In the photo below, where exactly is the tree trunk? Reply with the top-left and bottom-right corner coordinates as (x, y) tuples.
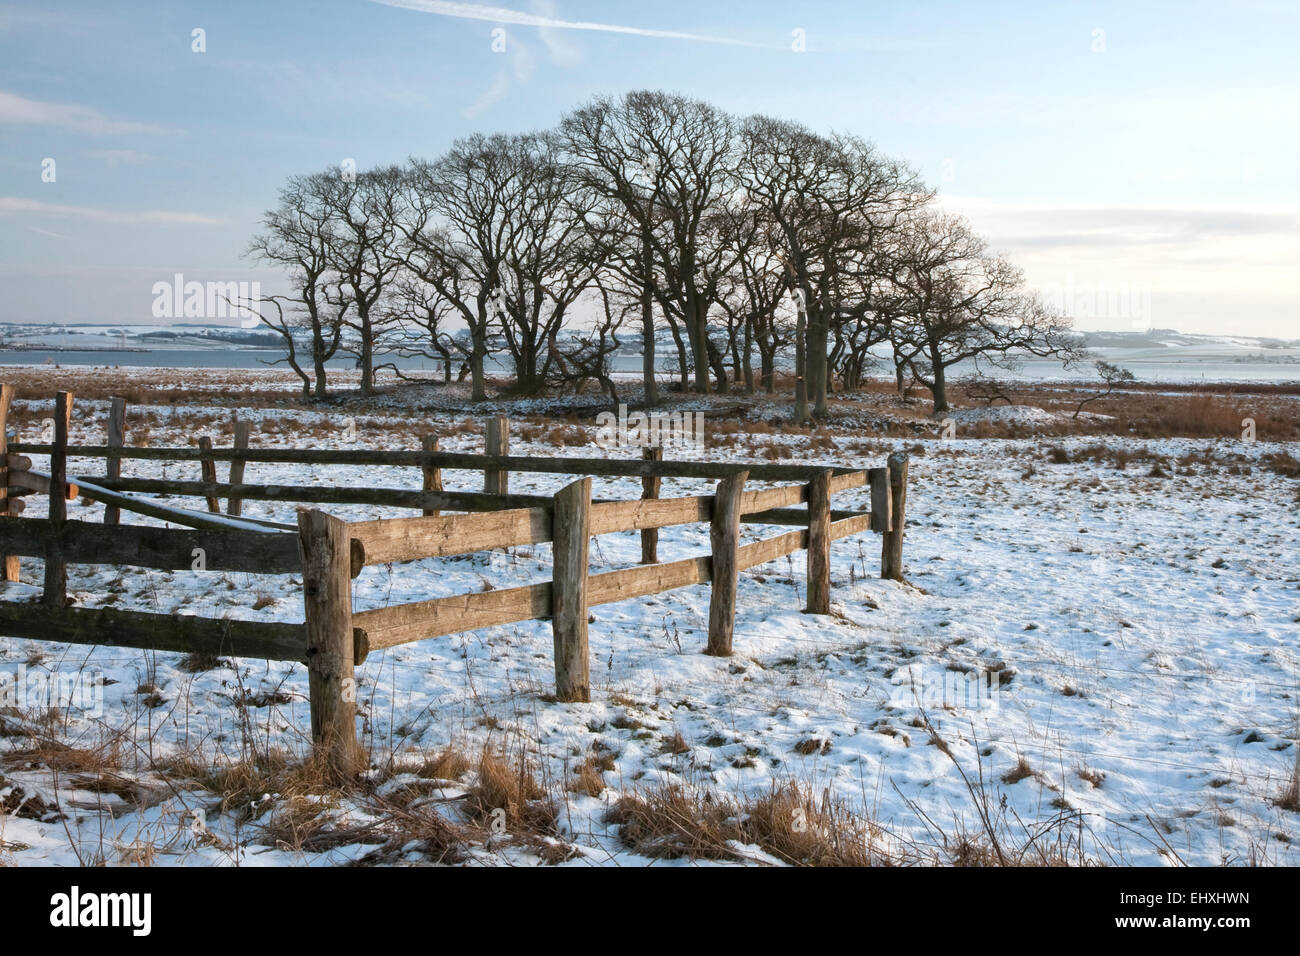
(641, 234), (659, 407)
(690, 299), (710, 394)
(665, 315), (689, 390)
(707, 337), (729, 395)
(358, 314), (374, 396)
(312, 324), (329, 400)
(807, 309), (829, 420)
(741, 316), (754, 393)
(794, 308), (809, 423)
(470, 323), (487, 402)
(931, 357), (950, 413)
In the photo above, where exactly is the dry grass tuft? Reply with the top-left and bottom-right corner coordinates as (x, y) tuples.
(465, 747), (556, 834)
(1001, 756), (1035, 785)
(606, 779), (896, 865)
(1274, 740), (1300, 813)
(413, 746), (473, 782)
(566, 756), (608, 797)
(177, 652), (225, 673)
(157, 747), (344, 821)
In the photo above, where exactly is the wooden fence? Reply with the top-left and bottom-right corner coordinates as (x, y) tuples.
(0, 387), (909, 771)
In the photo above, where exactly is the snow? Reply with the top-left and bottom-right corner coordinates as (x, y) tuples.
(70, 477), (292, 533)
(949, 405), (1067, 427)
(2, 396), (1298, 866)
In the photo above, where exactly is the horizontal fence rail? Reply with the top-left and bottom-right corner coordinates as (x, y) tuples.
(0, 517), (301, 575)
(0, 602), (308, 661)
(13, 442), (864, 483)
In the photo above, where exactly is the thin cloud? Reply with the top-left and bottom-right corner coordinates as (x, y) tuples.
(464, 70), (512, 118)
(28, 225), (71, 240)
(0, 89), (166, 135)
(88, 148), (152, 166)
(369, 0), (778, 48)
(0, 197), (221, 224)
(941, 197), (1300, 249)
(529, 0), (582, 65)
(464, 31), (537, 118)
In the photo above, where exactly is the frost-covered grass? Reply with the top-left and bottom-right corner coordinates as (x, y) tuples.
(2, 373), (1299, 866)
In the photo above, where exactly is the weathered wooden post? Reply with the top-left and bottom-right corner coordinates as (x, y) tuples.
(227, 417), (250, 516)
(103, 396), (126, 525)
(640, 446), (662, 564)
(869, 467), (892, 533)
(484, 416), (509, 495)
(706, 470), (747, 656)
(421, 433), (442, 517)
(43, 391), (73, 606)
(881, 452), (909, 580)
(551, 477), (591, 702)
(805, 468), (832, 614)
(297, 509), (361, 776)
(197, 436), (220, 513)
(0, 384), (17, 581)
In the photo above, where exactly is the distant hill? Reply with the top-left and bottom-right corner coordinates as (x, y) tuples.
(1078, 328), (1300, 350)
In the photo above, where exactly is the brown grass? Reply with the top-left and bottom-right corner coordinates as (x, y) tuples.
(1274, 738), (1300, 813)
(606, 779), (897, 865)
(1001, 756), (1035, 785)
(413, 746), (473, 782)
(464, 747), (556, 834)
(566, 755), (608, 797)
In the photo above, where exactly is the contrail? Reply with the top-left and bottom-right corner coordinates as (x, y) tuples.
(368, 0), (778, 48)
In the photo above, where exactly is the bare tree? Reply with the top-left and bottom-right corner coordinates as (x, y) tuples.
(562, 90), (738, 397)
(402, 135), (603, 397)
(401, 139), (521, 401)
(246, 170), (347, 400)
(548, 271), (628, 404)
(739, 116), (927, 419)
(495, 134), (604, 394)
(714, 206), (791, 393)
(321, 164), (405, 396)
(889, 210), (1084, 413)
(386, 271), (463, 383)
(1072, 360), (1135, 418)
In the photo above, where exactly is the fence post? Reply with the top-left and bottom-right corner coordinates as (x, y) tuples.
(227, 418), (250, 516)
(881, 452), (909, 580)
(43, 391), (73, 607)
(806, 468), (832, 614)
(640, 446), (662, 564)
(0, 384), (17, 582)
(421, 433), (442, 517)
(102, 396), (126, 525)
(706, 470), (747, 656)
(197, 436), (220, 513)
(551, 477), (591, 702)
(297, 508), (361, 777)
(869, 467), (892, 533)
(484, 416), (509, 495)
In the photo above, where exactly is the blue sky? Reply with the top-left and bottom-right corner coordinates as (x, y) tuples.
(1, 0), (1296, 335)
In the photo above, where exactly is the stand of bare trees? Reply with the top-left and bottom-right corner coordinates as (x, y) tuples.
(247, 90), (1083, 414)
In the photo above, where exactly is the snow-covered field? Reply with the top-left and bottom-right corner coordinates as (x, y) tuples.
(2, 395), (1298, 866)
